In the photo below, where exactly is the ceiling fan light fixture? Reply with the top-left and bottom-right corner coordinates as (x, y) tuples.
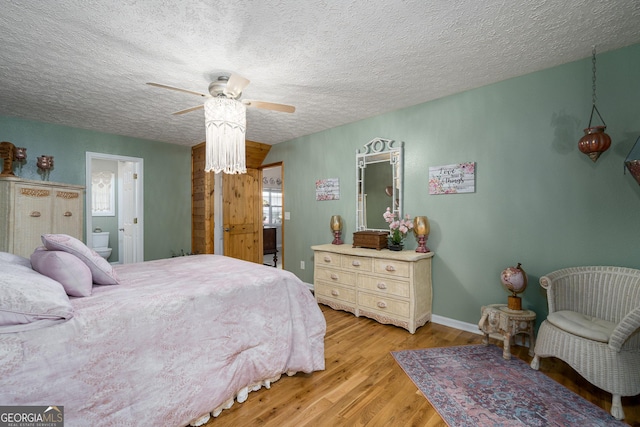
(204, 97), (247, 174)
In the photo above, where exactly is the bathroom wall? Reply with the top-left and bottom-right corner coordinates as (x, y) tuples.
(91, 158), (119, 262)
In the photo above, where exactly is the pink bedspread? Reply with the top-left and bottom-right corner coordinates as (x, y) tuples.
(0, 255), (326, 426)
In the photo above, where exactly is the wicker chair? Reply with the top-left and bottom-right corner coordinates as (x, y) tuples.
(530, 266), (640, 420)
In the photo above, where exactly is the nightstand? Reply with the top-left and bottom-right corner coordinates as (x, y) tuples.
(478, 304), (536, 360)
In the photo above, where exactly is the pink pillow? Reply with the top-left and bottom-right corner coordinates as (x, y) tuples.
(31, 249), (93, 297)
(41, 234), (120, 286)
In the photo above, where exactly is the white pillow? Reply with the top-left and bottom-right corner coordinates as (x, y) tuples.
(0, 260), (74, 333)
(31, 249), (93, 297)
(41, 234), (120, 285)
(0, 251), (32, 269)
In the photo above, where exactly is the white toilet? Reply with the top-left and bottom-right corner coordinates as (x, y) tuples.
(92, 231), (112, 261)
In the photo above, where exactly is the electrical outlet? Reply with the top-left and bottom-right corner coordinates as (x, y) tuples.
(300, 261), (305, 270)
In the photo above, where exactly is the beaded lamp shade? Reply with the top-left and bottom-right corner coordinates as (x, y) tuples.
(204, 97), (247, 174)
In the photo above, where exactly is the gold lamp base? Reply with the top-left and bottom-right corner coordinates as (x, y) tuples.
(508, 295), (522, 311)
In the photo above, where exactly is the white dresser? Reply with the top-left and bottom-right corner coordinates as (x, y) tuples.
(0, 177), (84, 258)
(311, 244), (434, 333)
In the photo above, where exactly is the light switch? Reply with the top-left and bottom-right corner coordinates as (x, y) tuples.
(284, 212), (291, 220)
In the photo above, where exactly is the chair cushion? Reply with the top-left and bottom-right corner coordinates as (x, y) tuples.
(547, 310), (616, 343)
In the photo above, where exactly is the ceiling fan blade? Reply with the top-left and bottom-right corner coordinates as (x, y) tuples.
(146, 82), (208, 98)
(172, 105), (204, 115)
(224, 74), (250, 98)
(243, 100), (295, 113)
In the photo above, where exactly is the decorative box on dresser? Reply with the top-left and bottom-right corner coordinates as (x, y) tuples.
(311, 244), (434, 333)
(0, 177), (84, 258)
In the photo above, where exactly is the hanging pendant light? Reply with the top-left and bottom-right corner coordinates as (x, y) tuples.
(624, 135), (640, 187)
(577, 47), (611, 162)
(204, 96), (247, 174)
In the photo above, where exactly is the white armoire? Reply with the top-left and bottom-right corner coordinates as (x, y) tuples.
(0, 177), (84, 258)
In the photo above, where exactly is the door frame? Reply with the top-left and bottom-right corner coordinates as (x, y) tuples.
(260, 161), (284, 269)
(213, 172), (223, 255)
(85, 152), (144, 263)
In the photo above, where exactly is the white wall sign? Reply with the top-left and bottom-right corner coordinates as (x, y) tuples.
(316, 178), (340, 201)
(428, 162), (476, 195)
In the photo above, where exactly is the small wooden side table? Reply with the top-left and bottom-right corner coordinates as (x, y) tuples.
(478, 304), (536, 360)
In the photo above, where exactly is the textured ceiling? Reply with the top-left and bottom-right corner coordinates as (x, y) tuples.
(1, 0), (639, 147)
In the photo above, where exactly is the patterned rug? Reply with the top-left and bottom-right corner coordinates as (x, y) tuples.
(392, 344), (625, 427)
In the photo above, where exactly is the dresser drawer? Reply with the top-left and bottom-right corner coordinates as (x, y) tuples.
(315, 282), (356, 303)
(358, 291), (409, 317)
(315, 267), (356, 287)
(341, 255), (372, 271)
(312, 244), (433, 334)
(316, 251), (342, 267)
(373, 258), (410, 278)
(358, 274), (410, 298)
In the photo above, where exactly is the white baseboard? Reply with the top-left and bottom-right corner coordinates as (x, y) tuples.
(431, 314), (483, 335)
(304, 282), (314, 292)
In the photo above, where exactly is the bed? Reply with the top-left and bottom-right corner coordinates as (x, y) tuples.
(0, 235), (326, 426)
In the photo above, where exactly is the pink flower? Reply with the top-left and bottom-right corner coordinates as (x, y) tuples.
(383, 208), (413, 245)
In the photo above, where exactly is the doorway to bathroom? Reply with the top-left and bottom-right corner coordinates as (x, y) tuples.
(85, 152), (144, 264)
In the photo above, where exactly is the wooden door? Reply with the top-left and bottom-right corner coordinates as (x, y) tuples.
(192, 140), (271, 258)
(119, 160), (143, 264)
(222, 168), (263, 263)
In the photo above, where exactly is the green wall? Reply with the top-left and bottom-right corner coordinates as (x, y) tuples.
(266, 43), (640, 327)
(0, 116), (192, 261)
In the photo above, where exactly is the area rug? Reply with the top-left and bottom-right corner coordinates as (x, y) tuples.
(392, 344), (625, 427)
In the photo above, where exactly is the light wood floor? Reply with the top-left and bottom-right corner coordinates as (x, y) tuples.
(205, 305), (640, 426)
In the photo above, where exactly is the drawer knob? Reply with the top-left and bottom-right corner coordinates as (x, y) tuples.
(352, 260), (361, 267)
(377, 282), (387, 290)
(63, 211), (72, 217)
(323, 256), (332, 263)
(331, 290), (339, 297)
(385, 265), (396, 272)
(377, 301), (387, 309)
(330, 273), (338, 280)
(30, 211), (41, 218)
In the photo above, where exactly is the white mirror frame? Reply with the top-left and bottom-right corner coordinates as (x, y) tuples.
(356, 138), (403, 232)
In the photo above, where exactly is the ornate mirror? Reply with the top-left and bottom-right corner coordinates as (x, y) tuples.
(356, 138), (403, 231)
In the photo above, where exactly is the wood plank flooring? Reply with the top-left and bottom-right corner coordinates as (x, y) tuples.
(204, 305), (640, 426)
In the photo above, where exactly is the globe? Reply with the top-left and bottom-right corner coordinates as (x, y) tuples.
(501, 263), (528, 296)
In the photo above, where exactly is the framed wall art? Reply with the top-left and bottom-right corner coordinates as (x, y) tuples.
(428, 162), (475, 195)
(316, 178), (340, 201)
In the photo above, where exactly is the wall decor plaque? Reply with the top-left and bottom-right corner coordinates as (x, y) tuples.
(316, 178), (340, 201)
(428, 162), (475, 195)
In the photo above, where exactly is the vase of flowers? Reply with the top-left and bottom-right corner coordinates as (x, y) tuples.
(383, 207), (413, 251)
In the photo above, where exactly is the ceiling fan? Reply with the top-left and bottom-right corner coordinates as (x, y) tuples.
(146, 74), (295, 115)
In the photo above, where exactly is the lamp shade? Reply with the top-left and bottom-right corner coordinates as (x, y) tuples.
(413, 216), (430, 236)
(330, 215), (342, 231)
(204, 97), (247, 174)
(330, 215), (343, 245)
(625, 135), (640, 186)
